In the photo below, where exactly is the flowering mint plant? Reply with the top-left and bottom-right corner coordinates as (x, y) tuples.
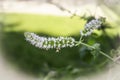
(24, 17), (115, 62)
(80, 18), (104, 36)
(24, 32), (75, 52)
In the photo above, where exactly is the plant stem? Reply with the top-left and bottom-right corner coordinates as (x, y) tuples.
(80, 42), (95, 49)
(76, 41), (115, 62)
(79, 36), (83, 41)
(99, 51), (115, 61)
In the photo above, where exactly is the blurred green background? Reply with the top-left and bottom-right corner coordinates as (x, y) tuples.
(0, 9), (120, 80)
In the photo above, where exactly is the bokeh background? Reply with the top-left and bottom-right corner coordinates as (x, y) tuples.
(0, 0), (120, 80)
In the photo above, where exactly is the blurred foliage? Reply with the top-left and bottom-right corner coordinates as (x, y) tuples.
(1, 13), (120, 79)
(3, 13), (85, 36)
(1, 31), (119, 78)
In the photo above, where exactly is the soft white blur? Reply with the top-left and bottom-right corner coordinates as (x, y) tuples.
(0, 0), (120, 80)
(0, 48), (39, 80)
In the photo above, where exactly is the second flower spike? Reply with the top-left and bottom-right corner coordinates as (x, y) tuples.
(80, 17), (105, 36)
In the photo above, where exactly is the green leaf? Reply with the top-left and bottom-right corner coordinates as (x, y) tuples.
(91, 43), (100, 60)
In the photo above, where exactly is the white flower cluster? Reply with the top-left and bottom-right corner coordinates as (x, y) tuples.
(80, 18), (103, 36)
(24, 32), (75, 51)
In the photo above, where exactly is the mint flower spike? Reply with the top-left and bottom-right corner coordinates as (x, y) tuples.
(24, 32), (75, 52)
(80, 17), (105, 36)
